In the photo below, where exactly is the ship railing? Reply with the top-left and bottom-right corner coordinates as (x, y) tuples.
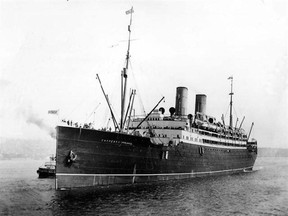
(202, 139), (246, 148)
(129, 126), (185, 130)
(197, 128), (247, 142)
(44, 161), (56, 166)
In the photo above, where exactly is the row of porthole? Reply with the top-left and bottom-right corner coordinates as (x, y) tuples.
(205, 148), (231, 152)
(203, 148), (249, 158)
(198, 146), (232, 156)
(202, 139), (245, 147)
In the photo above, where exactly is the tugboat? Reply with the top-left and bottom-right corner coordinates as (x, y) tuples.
(37, 155), (56, 178)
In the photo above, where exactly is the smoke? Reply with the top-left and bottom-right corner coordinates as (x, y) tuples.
(0, 79), (57, 140)
(22, 106), (56, 139)
(26, 115), (56, 139)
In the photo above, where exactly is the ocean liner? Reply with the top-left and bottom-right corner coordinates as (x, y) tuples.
(55, 8), (257, 190)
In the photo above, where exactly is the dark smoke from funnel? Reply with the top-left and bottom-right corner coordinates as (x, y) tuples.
(21, 106), (56, 139)
(1, 79), (56, 139)
(26, 115), (56, 139)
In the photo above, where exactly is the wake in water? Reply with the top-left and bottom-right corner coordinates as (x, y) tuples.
(244, 166), (263, 173)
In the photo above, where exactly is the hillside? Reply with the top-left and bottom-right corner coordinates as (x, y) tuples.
(0, 138), (55, 160)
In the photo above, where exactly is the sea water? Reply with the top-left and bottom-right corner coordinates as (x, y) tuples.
(0, 157), (287, 215)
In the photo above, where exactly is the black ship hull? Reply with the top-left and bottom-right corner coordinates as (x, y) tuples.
(55, 126), (257, 190)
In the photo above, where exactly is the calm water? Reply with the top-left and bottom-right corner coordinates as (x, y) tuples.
(0, 157), (287, 216)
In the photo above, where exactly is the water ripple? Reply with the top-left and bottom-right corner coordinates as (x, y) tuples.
(1, 158), (288, 215)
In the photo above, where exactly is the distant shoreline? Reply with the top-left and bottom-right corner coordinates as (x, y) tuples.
(258, 147), (288, 157)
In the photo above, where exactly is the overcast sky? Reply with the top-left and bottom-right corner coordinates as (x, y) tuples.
(0, 0), (287, 148)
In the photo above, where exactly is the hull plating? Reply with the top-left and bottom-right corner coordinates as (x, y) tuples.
(55, 126), (257, 190)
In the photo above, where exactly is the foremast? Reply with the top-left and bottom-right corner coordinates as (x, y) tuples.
(120, 7), (134, 132)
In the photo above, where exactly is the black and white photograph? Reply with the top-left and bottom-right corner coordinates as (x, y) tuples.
(0, 0), (287, 215)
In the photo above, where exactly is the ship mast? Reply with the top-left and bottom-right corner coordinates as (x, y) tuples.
(228, 76), (233, 128)
(120, 7), (134, 132)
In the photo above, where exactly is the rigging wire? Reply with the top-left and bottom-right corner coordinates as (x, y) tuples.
(64, 94), (96, 123)
(224, 103), (230, 119)
(84, 102), (101, 123)
(129, 59), (165, 113)
(65, 96), (87, 118)
(233, 105), (239, 120)
(129, 60), (165, 144)
(224, 100), (242, 127)
(129, 60), (147, 116)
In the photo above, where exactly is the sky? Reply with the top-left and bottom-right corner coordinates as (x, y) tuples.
(0, 0), (287, 148)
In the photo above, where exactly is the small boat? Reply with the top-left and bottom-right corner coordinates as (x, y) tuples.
(37, 155), (56, 178)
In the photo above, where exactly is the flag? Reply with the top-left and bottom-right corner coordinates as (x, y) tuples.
(48, 110), (59, 115)
(126, 7), (134, 15)
(228, 76), (233, 80)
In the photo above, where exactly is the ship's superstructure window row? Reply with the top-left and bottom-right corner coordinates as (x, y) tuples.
(202, 139), (246, 147)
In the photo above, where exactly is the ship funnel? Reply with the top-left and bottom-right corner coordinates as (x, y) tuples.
(175, 87), (188, 117)
(195, 94), (207, 114)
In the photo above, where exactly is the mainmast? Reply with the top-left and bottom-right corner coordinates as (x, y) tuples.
(120, 7), (134, 132)
(228, 76), (233, 128)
